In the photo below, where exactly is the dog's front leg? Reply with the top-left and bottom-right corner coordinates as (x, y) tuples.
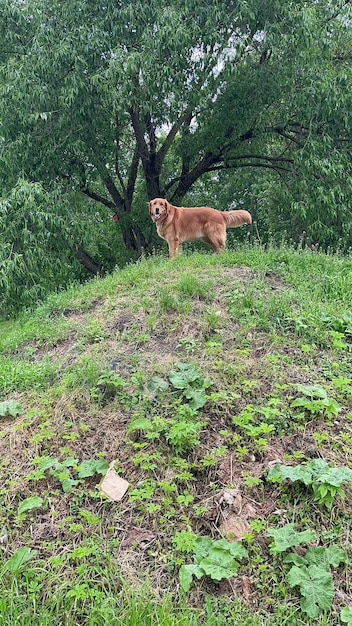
(168, 238), (180, 259)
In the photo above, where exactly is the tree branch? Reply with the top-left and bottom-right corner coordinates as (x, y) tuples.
(80, 187), (116, 209)
(74, 246), (105, 277)
(102, 172), (126, 210)
(129, 106), (149, 163)
(169, 152), (220, 201)
(114, 116), (127, 197)
(145, 112), (157, 155)
(208, 162), (292, 174)
(157, 109), (193, 167)
(126, 143), (140, 207)
(167, 151), (294, 200)
(226, 154), (294, 165)
(93, 161), (126, 211)
(129, 106), (161, 199)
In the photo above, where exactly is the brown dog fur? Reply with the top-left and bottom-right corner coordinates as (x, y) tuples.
(149, 198), (252, 259)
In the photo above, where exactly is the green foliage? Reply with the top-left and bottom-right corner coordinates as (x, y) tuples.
(285, 546), (347, 619)
(1, 0), (351, 315)
(172, 530), (198, 554)
(321, 311), (352, 336)
(175, 275), (213, 300)
(76, 459), (109, 479)
(26, 456), (109, 493)
(90, 370), (127, 405)
(341, 607), (352, 625)
(18, 496), (45, 515)
(3, 547), (37, 573)
(284, 545), (347, 571)
(128, 362), (210, 454)
(0, 354), (57, 396)
(179, 536), (248, 592)
(130, 404), (203, 455)
(128, 480), (156, 503)
(291, 384), (342, 420)
(169, 362), (212, 410)
(267, 459), (352, 508)
(267, 524), (316, 555)
(267, 523), (347, 618)
(0, 180), (85, 316)
(233, 405), (276, 438)
(165, 405), (203, 453)
(128, 418), (154, 433)
(0, 400), (22, 418)
(286, 564), (334, 619)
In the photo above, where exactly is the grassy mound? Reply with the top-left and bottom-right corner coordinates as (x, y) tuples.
(0, 245), (351, 625)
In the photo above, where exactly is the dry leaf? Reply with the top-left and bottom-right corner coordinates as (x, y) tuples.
(100, 462), (129, 501)
(242, 575), (251, 604)
(220, 515), (251, 541)
(121, 528), (156, 548)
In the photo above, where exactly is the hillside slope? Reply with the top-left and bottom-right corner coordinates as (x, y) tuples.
(0, 246), (352, 625)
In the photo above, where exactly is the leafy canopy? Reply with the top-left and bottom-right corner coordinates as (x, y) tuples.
(0, 0), (351, 313)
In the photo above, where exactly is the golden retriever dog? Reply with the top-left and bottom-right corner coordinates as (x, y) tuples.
(149, 197), (252, 259)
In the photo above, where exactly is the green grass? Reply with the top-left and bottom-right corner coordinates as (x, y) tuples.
(0, 243), (351, 625)
(0, 575), (303, 626)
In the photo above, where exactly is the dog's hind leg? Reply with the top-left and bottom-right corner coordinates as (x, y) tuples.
(203, 225), (227, 253)
(201, 237), (225, 253)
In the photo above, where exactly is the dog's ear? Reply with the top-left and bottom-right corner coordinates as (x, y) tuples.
(164, 199), (170, 215)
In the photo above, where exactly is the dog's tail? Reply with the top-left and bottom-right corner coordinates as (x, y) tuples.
(222, 210), (252, 228)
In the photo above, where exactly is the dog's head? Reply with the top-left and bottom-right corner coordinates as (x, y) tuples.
(148, 198), (169, 223)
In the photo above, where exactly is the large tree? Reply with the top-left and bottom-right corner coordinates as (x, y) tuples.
(1, 0), (351, 272)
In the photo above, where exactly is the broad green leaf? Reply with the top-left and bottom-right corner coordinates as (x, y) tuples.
(267, 523), (316, 554)
(283, 553), (306, 567)
(77, 459), (109, 478)
(5, 547), (37, 572)
(169, 363), (201, 389)
(193, 536), (214, 562)
(324, 398), (341, 416)
(60, 477), (79, 493)
(291, 397), (322, 413)
(317, 483), (329, 499)
(295, 384), (327, 398)
(267, 464), (313, 486)
(128, 418), (153, 432)
(185, 388), (207, 410)
(18, 496), (44, 515)
(0, 400), (22, 417)
(341, 606), (352, 624)
(316, 466), (352, 487)
(146, 376), (169, 393)
(228, 542), (248, 560)
(179, 564), (203, 592)
(199, 548), (240, 581)
(94, 459), (110, 475)
(61, 457), (79, 468)
(213, 539), (248, 560)
(304, 546), (347, 569)
(308, 458), (332, 476)
(287, 564), (334, 617)
(35, 456), (58, 471)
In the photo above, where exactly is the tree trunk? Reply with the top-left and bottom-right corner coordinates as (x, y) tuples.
(75, 246), (105, 277)
(120, 217), (150, 253)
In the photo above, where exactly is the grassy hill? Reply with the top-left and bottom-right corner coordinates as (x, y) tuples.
(0, 244), (352, 625)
